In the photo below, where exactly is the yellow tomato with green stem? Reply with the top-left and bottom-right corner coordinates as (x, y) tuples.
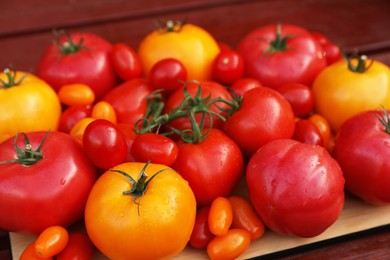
(0, 69), (61, 143)
(312, 54), (390, 132)
(138, 20), (220, 81)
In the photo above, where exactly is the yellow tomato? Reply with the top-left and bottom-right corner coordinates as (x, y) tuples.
(138, 20), (220, 81)
(0, 69), (61, 143)
(312, 56), (390, 132)
(91, 101), (117, 123)
(85, 162), (197, 260)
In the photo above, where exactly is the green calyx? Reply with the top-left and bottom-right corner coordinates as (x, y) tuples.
(155, 19), (186, 33)
(344, 52), (374, 73)
(53, 30), (87, 55)
(0, 131), (49, 166)
(376, 107), (390, 134)
(264, 24), (294, 53)
(0, 68), (28, 89)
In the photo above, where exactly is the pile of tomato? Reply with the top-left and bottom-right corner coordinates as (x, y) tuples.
(1, 20), (390, 260)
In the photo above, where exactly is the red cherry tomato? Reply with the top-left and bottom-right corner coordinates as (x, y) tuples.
(293, 119), (324, 146)
(208, 197), (233, 236)
(189, 206), (215, 249)
(322, 42), (342, 65)
(83, 119), (127, 169)
(116, 123), (138, 162)
(59, 105), (91, 133)
(212, 49), (244, 85)
(229, 78), (262, 97)
(149, 58), (187, 94)
(277, 82), (314, 118)
(56, 232), (94, 260)
(111, 42), (142, 81)
(131, 133), (179, 166)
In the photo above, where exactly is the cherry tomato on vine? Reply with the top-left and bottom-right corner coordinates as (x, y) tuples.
(212, 49), (244, 85)
(229, 78), (262, 97)
(83, 119), (127, 169)
(293, 119), (324, 146)
(34, 225), (69, 259)
(57, 83), (95, 106)
(111, 42), (142, 81)
(189, 206), (215, 249)
(149, 58), (187, 94)
(277, 82), (314, 118)
(207, 229), (251, 260)
(20, 242), (53, 260)
(59, 105), (91, 133)
(208, 197), (233, 236)
(56, 232), (94, 260)
(91, 101), (117, 123)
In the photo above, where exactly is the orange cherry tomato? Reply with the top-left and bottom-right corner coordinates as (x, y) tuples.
(91, 101), (117, 124)
(58, 83), (95, 106)
(208, 197), (233, 236)
(228, 196), (265, 240)
(20, 242), (53, 260)
(308, 113), (331, 147)
(34, 225), (69, 258)
(207, 229), (251, 260)
(69, 117), (95, 143)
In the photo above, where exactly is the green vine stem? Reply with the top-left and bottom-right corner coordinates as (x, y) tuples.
(376, 107), (390, 134)
(0, 68), (29, 89)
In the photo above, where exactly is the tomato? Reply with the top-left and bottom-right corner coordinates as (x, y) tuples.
(56, 232), (94, 260)
(57, 83), (95, 106)
(189, 206), (214, 249)
(311, 31), (342, 65)
(333, 109), (390, 205)
(83, 119), (127, 169)
(149, 58), (188, 94)
(237, 24), (326, 89)
(37, 31), (117, 100)
(138, 20), (220, 81)
(293, 119), (324, 146)
(102, 78), (155, 126)
(131, 133), (178, 166)
(59, 105), (91, 133)
(208, 197), (233, 236)
(116, 123), (138, 162)
(312, 54), (390, 132)
(0, 69), (61, 143)
(229, 78), (262, 97)
(111, 42), (142, 81)
(20, 242), (53, 260)
(277, 82), (314, 118)
(172, 129), (244, 206)
(69, 117), (95, 143)
(0, 131), (97, 235)
(91, 101), (117, 124)
(228, 196), (265, 240)
(85, 162), (196, 259)
(207, 229), (251, 260)
(212, 49), (244, 85)
(308, 113), (331, 147)
(223, 86), (295, 157)
(246, 139), (345, 237)
(34, 226), (69, 258)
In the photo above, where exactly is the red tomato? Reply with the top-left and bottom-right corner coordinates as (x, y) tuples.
(207, 229), (251, 260)
(212, 49), (244, 85)
(111, 42), (142, 81)
(223, 86), (295, 157)
(277, 82), (314, 118)
(308, 113), (332, 148)
(83, 119), (127, 169)
(237, 24), (326, 89)
(116, 123), (138, 162)
(149, 58), (188, 94)
(172, 129), (244, 206)
(208, 197), (233, 236)
(59, 105), (91, 133)
(37, 32), (117, 100)
(229, 78), (262, 97)
(189, 206), (215, 249)
(56, 232), (94, 260)
(246, 139), (345, 237)
(131, 133), (179, 166)
(311, 31), (342, 65)
(34, 226), (69, 258)
(333, 109), (390, 205)
(0, 131), (97, 235)
(293, 119), (324, 146)
(102, 78), (155, 127)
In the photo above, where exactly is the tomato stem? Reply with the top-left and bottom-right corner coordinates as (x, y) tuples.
(376, 107), (390, 134)
(264, 24), (293, 53)
(155, 19), (186, 33)
(53, 30), (88, 55)
(344, 52), (374, 73)
(0, 68), (29, 89)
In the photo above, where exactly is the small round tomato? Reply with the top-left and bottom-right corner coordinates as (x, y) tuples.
(149, 58), (187, 94)
(207, 229), (251, 260)
(111, 42), (142, 81)
(59, 105), (91, 133)
(131, 133), (178, 166)
(34, 226), (69, 259)
(91, 101), (117, 124)
(212, 49), (244, 85)
(293, 119), (324, 146)
(308, 113), (332, 147)
(277, 82), (314, 118)
(85, 162), (197, 259)
(229, 78), (262, 97)
(189, 206), (215, 249)
(208, 197), (233, 236)
(82, 119), (127, 169)
(56, 232), (94, 260)
(57, 83), (95, 106)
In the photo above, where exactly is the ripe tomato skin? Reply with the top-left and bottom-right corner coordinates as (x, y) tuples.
(293, 119), (324, 146)
(229, 78), (262, 96)
(237, 24), (326, 89)
(34, 226), (69, 258)
(228, 196), (265, 240)
(85, 162), (196, 260)
(131, 133), (178, 166)
(138, 21), (220, 81)
(189, 206), (215, 249)
(20, 242), (53, 260)
(116, 123), (137, 162)
(311, 31), (342, 65)
(37, 32), (117, 100)
(207, 229), (251, 260)
(333, 110), (390, 205)
(308, 113), (331, 148)
(57, 83), (95, 106)
(91, 101), (117, 124)
(246, 139), (345, 237)
(149, 58), (188, 94)
(208, 197), (233, 236)
(69, 117), (96, 143)
(59, 105), (91, 133)
(83, 119), (127, 169)
(223, 86), (295, 157)
(172, 129), (244, 206)
(277, 82), (314, 118)
(56, 232), (94, 260)
(212, 49), (245, 85)
(111, 42), (142, 81)
(0, 131), (97, 235)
